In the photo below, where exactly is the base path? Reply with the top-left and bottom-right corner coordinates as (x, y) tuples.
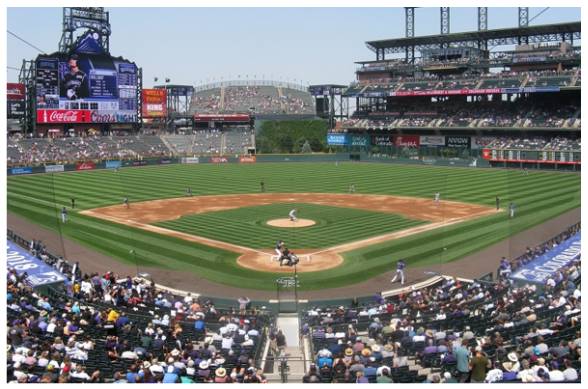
(266, 218), (316, 228)
(80, 193), (496, 274)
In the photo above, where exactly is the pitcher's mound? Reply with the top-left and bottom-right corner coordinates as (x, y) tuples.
(267, 218), (316, 228)
(237, 249), (343, 273)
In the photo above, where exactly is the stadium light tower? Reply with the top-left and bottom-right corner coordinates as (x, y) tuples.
(59, 7), (111, 53)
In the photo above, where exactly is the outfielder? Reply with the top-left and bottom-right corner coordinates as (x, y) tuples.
(289, 208), (298, 222)
(390, 259), (406, 285)
(349, 184), (356, 194)
(509, 202), (516, 218)
(61, 207), (68, 223)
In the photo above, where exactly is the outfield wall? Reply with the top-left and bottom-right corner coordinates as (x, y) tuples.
(13, 151), (574, 176)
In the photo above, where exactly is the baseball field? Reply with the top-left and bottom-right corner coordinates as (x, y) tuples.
(6, 162), (580, 291)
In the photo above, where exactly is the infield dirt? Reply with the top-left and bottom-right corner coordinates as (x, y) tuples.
(81, 193), (496, 273)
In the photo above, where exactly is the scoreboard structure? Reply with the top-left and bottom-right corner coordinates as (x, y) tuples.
(18, 7), (143, 136)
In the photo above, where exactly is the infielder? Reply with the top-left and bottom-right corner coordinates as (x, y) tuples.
(186, 187), (193, 196)
(71, 198), (76, 209)
(61, 207), (68, 223)
(123, 197), (129, 208)
(434, 192), (440, 204)
(289, 209), (298, 222)
(495, 196), (500, 211)
(349, 184), (356, 194)
(390, 259), (406, 285)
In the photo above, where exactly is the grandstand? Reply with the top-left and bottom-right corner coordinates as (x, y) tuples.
(191, 80), (315, 117)
(6, 6), (581, 385)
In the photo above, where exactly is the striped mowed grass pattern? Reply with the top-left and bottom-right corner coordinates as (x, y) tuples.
(6, 163), (581, 290)
(155, 203), (426, 249)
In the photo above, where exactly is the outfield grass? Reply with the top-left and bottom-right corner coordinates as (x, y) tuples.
(156, 202), (426, 249)
(7, 162), (580, 290)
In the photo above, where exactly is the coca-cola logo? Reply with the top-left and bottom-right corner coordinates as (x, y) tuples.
(50, 110), (79, 122)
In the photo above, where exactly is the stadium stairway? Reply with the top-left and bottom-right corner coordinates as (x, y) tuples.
(159, 135), (178, 155)
(265, 313), (307, 382)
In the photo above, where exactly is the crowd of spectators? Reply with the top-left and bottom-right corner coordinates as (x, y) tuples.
(341, 98), (579, 130)
(7, 131), (256, 167)
(486, 137), (580, 151)
(191, 85), (314, 115)
(302, 224), (581, 383)
(7, 232), (269, 384)
(7, 135), (171, 167)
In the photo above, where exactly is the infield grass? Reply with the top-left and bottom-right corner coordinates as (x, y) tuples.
(155, 203), (426, 249)
(7, 162), (581, 290)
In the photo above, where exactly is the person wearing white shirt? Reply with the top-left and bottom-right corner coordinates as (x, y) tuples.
(247, 329), (259, 337)
(549, 369), (565, 382)
(221, 336), (234, 350)
(562, 360), (578, 381)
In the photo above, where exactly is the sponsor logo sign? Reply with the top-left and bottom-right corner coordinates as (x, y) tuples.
(327, 133), (348, 146)
(45, 164), (65, 173)
(159, 159), (172, 164)
(105, 160), (122, 169)
(8, 101), (25, 118)
(6, 240), (67, 287)
(142, 89), (167, 118)
(350, 135), (369, 147)
(76, 161), (96, 170)
(393, 135), (420, 147)
(510, 233), (581, 284)
(239, 155), (257, 163)
(482, 149), (492, 160)
(445, 136), (471, 148)
(7, 83), (25, 100)
(211, 156), (228, 163)
(37, 109), (92, 123)
(372, 135), (394, 146)
(11, 167), (33, 175)
(181, 157), (200, 164)
(419, 135), (445, 146)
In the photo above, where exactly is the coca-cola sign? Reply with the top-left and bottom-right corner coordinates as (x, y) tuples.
(37, 109), (137, 124)
(37, 109), (91, 123)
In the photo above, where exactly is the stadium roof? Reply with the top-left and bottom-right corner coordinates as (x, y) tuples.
(366, 22), (581, 53)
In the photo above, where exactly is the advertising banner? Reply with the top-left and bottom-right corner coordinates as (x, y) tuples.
(142, 89), (167, 118)
(327, 133), (348, 146)
(372, 135), (394, 146)
(37, 109), (92, 123)
(7, 240), (67, 287)
(482, 149), (492, 160)
(510, 233), (581, 284)
(11, 167), (33, 175)
(239, 155), (257, 163)
(7, 83), (25, 100)
(393, 135), (420, 147)
(193, 114), (250, 122)
(7, 101), (25, 118)
(45, 164), (65, 173)
(76, 161), (96, 170)
(181, 157), (200, 164)
(446, 136), (471, 148)
(211, 156), (228, 163)
(105, 160), (122, 169)
(419, 135), (445, 146)
(392, 88), (501, 97)
(349, 135), (369, 147)
(159, 158), (173, 164)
